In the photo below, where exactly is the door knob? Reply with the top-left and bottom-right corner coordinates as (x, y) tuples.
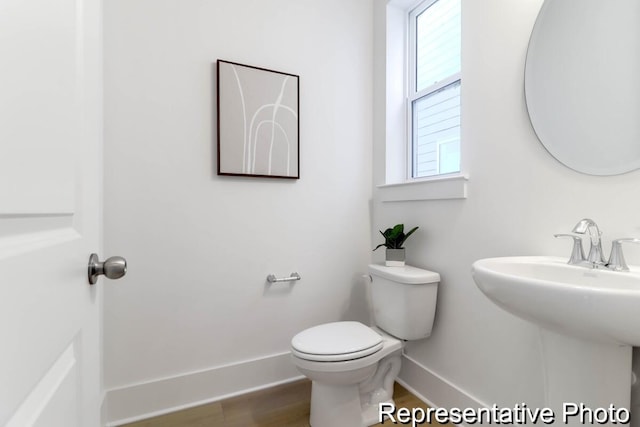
(88, 253), (127, 285)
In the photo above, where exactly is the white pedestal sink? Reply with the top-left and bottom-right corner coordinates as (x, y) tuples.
(472, 256), (638, 424)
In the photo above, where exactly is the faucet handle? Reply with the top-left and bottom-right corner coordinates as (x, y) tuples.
(554, 234), (585, 265)
(607, 238), (640, 271)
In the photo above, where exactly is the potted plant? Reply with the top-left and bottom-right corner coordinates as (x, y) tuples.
(373, 224), (419, 266)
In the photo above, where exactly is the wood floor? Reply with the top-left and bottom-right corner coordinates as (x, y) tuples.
(121, 380), (432, 427)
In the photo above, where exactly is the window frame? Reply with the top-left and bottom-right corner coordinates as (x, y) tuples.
(406, 0), (461, 180)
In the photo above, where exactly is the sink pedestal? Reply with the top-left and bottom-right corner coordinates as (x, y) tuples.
(540, 329), (632, 424)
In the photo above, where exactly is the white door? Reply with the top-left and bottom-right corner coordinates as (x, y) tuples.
(0, 0), (104, 425)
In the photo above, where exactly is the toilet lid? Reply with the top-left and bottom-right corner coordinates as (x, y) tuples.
(291, 321), (383, 362)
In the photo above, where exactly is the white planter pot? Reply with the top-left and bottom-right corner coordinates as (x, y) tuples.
(385, 248), (405, 267)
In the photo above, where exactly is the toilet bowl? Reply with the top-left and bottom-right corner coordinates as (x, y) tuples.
(291, 264), (440, 427)
(292, 321), (402, 426)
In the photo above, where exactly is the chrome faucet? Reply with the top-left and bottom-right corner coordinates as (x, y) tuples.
(571, 218), (606, 266)
(557, 219), (640, 271)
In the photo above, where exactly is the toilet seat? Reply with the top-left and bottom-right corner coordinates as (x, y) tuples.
(292, 342), (383, 362)
(291, 321), (383, 362)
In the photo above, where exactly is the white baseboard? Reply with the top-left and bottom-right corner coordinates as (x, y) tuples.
(397, 353), (488, 411)
(104, 351), (302, 426)
(104, 351), (485, 426)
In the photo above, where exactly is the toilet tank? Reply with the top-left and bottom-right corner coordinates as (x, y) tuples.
(369, 264), (440, 340)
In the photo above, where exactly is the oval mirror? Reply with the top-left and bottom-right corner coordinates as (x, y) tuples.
(525, 0), (640, 175)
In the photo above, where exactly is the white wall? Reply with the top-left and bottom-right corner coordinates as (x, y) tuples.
(374, 0), (640, 409)
(103, 0), (373, 423)
(103, 0), (640, 421)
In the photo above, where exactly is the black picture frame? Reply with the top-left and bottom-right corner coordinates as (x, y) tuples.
(217, 60), (300, 179)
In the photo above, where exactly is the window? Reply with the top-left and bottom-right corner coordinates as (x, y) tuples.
(409, 0), (461, 179)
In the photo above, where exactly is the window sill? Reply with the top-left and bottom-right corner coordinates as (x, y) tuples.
(376, 174), (468, 202)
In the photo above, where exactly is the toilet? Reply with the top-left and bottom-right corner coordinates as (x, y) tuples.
(290, 263), (440, 427)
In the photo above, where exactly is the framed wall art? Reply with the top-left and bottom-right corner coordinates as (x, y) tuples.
(217, 60), (300, 179)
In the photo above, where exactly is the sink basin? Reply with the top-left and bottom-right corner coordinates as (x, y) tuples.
(471, 256), (640, 346)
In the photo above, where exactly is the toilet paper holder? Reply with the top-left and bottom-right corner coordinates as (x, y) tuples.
(266, 272), (301, 283)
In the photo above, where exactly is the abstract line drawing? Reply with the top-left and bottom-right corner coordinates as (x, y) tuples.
(217, 60), (299, 179)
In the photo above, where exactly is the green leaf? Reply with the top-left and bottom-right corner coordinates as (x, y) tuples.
(395, 225), (419, 249)
(404, 226), (419, 240)
(390, 224), (404, 238)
